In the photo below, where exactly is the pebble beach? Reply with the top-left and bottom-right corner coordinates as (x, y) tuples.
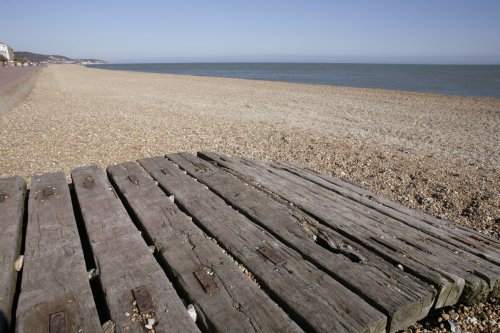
(0, 64), (499, 331)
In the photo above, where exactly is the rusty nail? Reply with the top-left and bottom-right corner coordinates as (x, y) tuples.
(193, 269), (219, 295)
(161, 168), (172, 176)
(258, 246), (286, 267)
(194, 162), (209, 172)
(132, 287), (154, 314)
(128, 175), (139, 185)
(84, 176), (95, 188)
(44, 186), (56, 197)
(49, 311), (66, 333)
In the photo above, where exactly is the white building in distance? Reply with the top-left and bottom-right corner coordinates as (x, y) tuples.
(0, 42), (14, 62)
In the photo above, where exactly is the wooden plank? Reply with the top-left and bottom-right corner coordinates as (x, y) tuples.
(15, 172), (101, 332)
(0, 176), (26, 332)
(241, 158), (500, 299)
(107, 162), (304, 333)
(71, 166), (200, 333)
(222, 154), (500, 297)
(295, 161), (500, 246)
(281, 161), (500, 264)
(213, 154), (500, 302)
(199, 152), (500, 308)
(139, 156), (387, 333)
(168, 152), (436, 332)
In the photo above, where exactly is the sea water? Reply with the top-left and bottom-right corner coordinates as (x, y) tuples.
(89, 63), (500, 99)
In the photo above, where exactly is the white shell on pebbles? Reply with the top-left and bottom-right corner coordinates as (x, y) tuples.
(145, 317), (157, 329)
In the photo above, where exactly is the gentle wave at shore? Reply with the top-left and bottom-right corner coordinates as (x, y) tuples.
(89, 63), (500, 99)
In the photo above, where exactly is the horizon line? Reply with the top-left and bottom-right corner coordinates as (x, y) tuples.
(98, 61), (500, 66)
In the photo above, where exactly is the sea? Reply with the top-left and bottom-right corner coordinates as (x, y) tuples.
(88, 63), (500, 99)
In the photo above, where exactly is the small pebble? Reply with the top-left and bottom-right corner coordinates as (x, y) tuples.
(14, 255), (24, 272)
(187, 304), (197, 322)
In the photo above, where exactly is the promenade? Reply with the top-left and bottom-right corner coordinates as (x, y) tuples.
(0, 66), (40, 115)
(0, 67), (39, 92)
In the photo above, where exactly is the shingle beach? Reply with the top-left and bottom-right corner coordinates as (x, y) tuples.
(0, 64), (498, 331)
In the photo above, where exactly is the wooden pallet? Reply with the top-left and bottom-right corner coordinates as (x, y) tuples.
(0, 152), (498, 333)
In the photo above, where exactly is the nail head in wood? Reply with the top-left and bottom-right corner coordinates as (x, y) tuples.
(258, 246), (286, 267)
(194, 162), (209, 173)
(132, 287), (154, 314)
(44, 186), (56, 197)
(83, 176), (95, 188)
(128, 175), (140, 185)
(161, 168), (172, 176)
(49, 311), (67, 333)
(193, 269), (219, 295)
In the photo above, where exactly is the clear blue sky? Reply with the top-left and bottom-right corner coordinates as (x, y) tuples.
(3, 0), (500, 64)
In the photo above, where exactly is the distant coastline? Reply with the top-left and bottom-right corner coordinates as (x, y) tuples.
(88, 63), (500, 99)
(14, 51), (106, 65)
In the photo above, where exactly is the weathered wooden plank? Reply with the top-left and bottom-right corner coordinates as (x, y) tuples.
(239, 158), (500, 300)
(139, 156), (387, 333)
(199, 152), (500, 308)
(313, 164), (500, 246)
(168, 152), (436, 332)
(281, 161), (500, 264)
(107, 161), (304, 333)
(225, 155), (500, 298)
(289, 161), (500, 246)
(0, 176), (26, 332)
(16, 172), (101, 332)
(71, 166), (200, 333)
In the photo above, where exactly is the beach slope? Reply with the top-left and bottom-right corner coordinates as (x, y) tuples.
(0, 64), (498, 236)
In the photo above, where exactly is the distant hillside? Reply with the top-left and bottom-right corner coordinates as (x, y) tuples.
(14, 52), (69, 62)
(14, 51), (106, 64)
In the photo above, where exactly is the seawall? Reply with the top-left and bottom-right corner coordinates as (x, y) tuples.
(0, 67), (41, 115)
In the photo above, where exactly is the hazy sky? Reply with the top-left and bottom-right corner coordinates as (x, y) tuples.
(2, 0), (500, 64)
